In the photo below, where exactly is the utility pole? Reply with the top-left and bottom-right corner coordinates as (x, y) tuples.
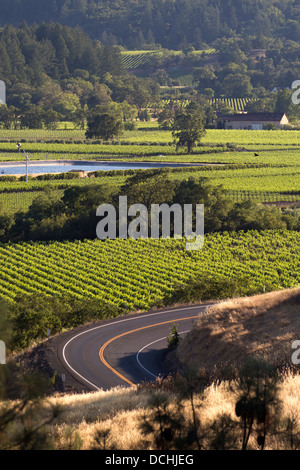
(16, 142), (30, 182)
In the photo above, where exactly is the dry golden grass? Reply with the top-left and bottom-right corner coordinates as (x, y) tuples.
(176, 287), (300, 378)
(48, 384), (238, 450)
(23, 371), (300, 450)
(42, 386), (152, 449)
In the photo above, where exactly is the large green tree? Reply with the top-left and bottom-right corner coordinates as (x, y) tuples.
(172, 109), (206, 154)
(85, 112), (124, 140)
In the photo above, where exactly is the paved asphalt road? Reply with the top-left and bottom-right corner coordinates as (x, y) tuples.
(58, 304), (209, 391)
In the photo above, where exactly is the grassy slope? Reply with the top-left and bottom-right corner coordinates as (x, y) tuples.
(177, 286), (300, 378)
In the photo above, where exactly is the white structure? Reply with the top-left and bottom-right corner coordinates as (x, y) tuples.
(215, 112), (289, 130)
(0, 81), (6, 104)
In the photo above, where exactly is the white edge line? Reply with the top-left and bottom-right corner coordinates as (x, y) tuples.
(136, 330), (190, 379)
(62, 305), (204, 390)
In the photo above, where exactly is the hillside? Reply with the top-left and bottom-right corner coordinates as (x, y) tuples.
(177, 286), (300, 379)
(0, 0), (299, 49)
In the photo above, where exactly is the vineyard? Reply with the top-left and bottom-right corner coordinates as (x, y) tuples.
(0, 231), (299, 308)
(0, 191), (43, 213)
(121, 49), (216, 70)
(148, 98), (257, 111)
(0, 126), (299, 213)
(121, 50), (174, 69)
(209, 98), (257, 112)
(0, 124), (299, 336)
(0, 124), (298, 147)
(0, 129), (298, 161)
(0, 162), (299, 210)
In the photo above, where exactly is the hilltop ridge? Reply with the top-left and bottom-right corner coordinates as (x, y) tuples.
(0, 0), (299, 49)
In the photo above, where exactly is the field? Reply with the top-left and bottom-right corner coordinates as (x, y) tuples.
(1, 366), (298, 450)
(0, 125), (299, 212)
(121, 49), (216, 70)
(0, 125), (299, 313)
(209, 98), (257, 112)
(0, 231), (299, 308)
(0, 191), (42, 213)
(121, 49), (182, 69)
(149, 98), (257, 111)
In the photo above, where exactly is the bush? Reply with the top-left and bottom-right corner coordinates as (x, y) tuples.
(12, 294), (126, 350)
(35, 172), (81, 181)
(164, 274), (276, 305)
(123, 121), (136, 131)
(0, 175), (17, 182)
(263, 123), (277, 130)
(167, 322), (180, 350)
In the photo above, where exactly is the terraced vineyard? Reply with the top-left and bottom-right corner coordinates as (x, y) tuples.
(0, 231), (299, 308)
(149, 99), (191, 109)
(149, 98), (256, 111)
(210, 98), (257, 112)
(121, 50), (168, 69)
(121, 49), (216, 69)
(0, 191), (42, 213)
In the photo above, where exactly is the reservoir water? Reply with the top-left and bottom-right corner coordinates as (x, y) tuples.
(0, 160), (218, 176)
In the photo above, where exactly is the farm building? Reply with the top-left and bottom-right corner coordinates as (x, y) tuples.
(215, 112), (289, 130)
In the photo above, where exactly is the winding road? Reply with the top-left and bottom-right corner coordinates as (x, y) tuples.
(58, 304), (210, 391)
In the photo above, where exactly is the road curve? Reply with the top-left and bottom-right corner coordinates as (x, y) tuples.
(57, 304), (210, 391)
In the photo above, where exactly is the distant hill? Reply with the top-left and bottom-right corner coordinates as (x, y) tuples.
(0, 0), (299, 49)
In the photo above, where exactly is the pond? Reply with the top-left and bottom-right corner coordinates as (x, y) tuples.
(0, 160), (220, 176)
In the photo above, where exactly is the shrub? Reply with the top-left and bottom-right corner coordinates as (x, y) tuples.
(0, 175), (17, 182)
(164, 274), (276, 305)
(12, 294), (125, 350)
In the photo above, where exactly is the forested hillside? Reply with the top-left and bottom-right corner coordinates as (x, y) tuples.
(0, 23), (124, 84)
(0, 0), (299, 49)
(0, 23), (160, 124)
(0, 2), (299, 126)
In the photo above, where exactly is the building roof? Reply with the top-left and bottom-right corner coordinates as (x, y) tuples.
(216, 112), (288, 122)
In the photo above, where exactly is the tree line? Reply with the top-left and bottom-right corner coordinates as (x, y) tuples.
(1, 170), (299, 244)
(0, 23), (159, 125)
(0, 21), (299, 128)
(0, 0), (299, 49)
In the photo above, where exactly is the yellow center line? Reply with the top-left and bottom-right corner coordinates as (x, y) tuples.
(99, 315), (202, 386)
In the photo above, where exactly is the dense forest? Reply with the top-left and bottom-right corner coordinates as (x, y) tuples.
(0, 23), (160, 124)
(0, 2), (299, 125)
(0, 0), (299, 49)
